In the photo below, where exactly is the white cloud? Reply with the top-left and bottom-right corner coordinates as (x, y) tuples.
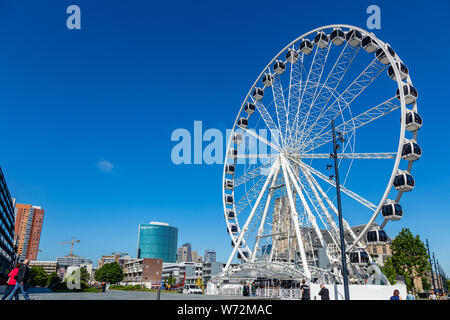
(96, 160), (114, 172)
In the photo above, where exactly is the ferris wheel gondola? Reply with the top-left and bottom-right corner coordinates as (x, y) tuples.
(330, 28), (345, 46)
(381, 200), (403, 221)
(405, 110), (423, 131)
(366, 229), (388, 244)
(362, 35), (379, 53)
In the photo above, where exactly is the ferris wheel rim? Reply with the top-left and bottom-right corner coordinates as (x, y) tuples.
(222, 24), (418, 262)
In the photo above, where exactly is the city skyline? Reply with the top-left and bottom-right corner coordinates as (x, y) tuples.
(1, 0), (449, 275)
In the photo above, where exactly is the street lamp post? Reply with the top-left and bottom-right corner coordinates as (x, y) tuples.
(432, 252), (441, 293)
(331, 119), (350, 300)
(426, 239), (437, 294)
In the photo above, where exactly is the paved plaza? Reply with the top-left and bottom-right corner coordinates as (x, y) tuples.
(0, 287), (262, 300)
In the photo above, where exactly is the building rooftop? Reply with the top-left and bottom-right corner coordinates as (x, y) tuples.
(149, 221), (169, 226)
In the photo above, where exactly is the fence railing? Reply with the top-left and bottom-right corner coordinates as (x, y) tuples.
(217, 286), (302, 299)
(256, 288), (302, 299)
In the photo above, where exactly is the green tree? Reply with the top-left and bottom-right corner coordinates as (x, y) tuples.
(168, 271), (176, 286)
(30, 266), (49, 287)
(72, 267), (90, 283)
(47, 272), (61, 287)
(380, 256), (397, 285)
(95, 262), (123, 283)
(421, 276), (431, 291)
(388, 228), (429, 293)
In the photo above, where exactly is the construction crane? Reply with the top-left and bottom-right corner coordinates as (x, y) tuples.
(59, 237), (80, 255)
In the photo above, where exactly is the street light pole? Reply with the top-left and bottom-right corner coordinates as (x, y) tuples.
(331, 119), (350, 300)
(438, 262), (448, 294)
(432, 252), (441, 293)
(426, 239), (436, 294)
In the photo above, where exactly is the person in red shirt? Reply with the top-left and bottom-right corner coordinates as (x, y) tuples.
(1, 263), (20, 300)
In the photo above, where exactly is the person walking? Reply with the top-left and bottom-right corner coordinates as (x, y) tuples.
(318, 284), (330, 300)
(6, 259), (31, 300)
(245, 283), (250, 296)
(389, 289), (402, 300)
(1, 263), (20, 300)
(428, 291), (437, 300)
(251, 283), (256, 296)
(406, 291), (415, 300)
(300, 279), (310, 300)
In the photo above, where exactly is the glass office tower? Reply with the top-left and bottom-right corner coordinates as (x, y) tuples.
(0, 167), (16, 276)
(137, 222), (178, 263)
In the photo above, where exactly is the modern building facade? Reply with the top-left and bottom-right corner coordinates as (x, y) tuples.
(162, 261), (196, 284)
(161, 261), (239, 285)
(204, 249), (216, 263)
(29, 260), (58, 275)
(122, 258), (163, 288)
(56, 254), (92, 269)
(202, 261), (227, 283)
(177, 243), (193, 262)
(0, 168), (15, 276)
(97, 252), (132, 269)
(137, 222), (178, 263)
(14, 203), (45, 261)
(191, 250), (202, 263)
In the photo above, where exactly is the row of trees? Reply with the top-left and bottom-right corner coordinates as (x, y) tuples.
(28, 262), (123, 289)
(29, 267), (61, 287)
(94, 262), (123, 283)
(379, 228), (431, 294)
(29, 266), (91, 288)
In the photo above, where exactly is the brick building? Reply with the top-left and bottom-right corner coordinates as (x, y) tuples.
(14, 203), (45, 261)
(122, 258), (163, 288)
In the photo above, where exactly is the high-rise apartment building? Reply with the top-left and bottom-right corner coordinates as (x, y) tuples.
(177, 243), (193, 262)
(191, 250), (202, 263)
(204, 249), (216, 263)
(0, 168), (16, 276)
(14, 203), (45, 261)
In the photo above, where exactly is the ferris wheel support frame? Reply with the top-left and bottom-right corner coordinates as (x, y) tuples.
(280, 156), (311, 280)
(225, 159), (280, 270)
(251, 164), (281, 262)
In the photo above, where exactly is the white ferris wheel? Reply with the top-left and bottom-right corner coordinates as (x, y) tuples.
(220, 25), (422, 284)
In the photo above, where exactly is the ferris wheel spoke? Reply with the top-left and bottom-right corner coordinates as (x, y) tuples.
(239, 127), (281, 153)
(291, 153), (397, 159)
(281, 157), (332, 256)
(225, 159), (280, 270)
(302, 97), (399, 153)
(289, 162), (345, 262)
(280, 157), (311, 279)
(271, 73), (289, 146)
(234, 162), (272, 188)
(252, 98), (283, 148)
(296, 58), (388, 150)
(286, 51), (304, 143)
(295, 165), (343, 247)
(290, 43), (359, 148)
(292, 45), (331, 147)
(300, 166), (366, 250)
(252, 165), (280, 261)
(234, 174), (268, 215)
(289, 157), (377, 211)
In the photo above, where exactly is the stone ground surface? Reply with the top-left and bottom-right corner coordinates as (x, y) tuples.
(0, 287), (260, 300)
(29, 291), (261, 300)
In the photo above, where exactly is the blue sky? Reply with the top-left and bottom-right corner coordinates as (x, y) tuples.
(1, 0), (449, 273)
